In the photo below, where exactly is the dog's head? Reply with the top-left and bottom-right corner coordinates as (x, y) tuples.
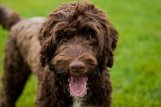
(39, 2), (118, 98)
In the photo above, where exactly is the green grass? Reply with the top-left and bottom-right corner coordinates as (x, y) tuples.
(0, 0), (161, 107)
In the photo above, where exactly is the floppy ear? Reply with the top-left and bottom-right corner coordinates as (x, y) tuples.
(39, 8), (66, 67)
(39, 3), (75, 67)
(104, 24), (118, 68)
(79, 3), (118, 68)
(39, 17), (57, 67)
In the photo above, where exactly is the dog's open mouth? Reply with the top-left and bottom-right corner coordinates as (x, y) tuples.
(69, 76), (88, 97)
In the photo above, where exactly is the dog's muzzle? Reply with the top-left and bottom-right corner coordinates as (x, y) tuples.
(68, 60), (88, 98)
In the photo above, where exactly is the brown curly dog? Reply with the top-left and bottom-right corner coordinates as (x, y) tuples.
(0, 1), (118, 107)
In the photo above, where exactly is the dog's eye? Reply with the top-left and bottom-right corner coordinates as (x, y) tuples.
(58, 39), (69, 45)
(49, 64), (55, 71)
(87, 35), (93, 40)
(86, 34), (97, 41)
(89, 37), (98, 47)
(55, 35), (70, 45)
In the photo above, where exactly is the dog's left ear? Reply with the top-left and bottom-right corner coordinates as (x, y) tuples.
(104, 23), (118, 68)
(84, 3), (118, 68)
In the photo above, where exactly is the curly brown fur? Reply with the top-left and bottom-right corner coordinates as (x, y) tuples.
(0, 1), (118, 107)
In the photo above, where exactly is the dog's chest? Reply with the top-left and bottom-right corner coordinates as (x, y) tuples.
(72, 98), (83, 107)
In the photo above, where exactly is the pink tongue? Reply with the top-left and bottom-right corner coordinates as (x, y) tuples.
(69, 76), (88, 97)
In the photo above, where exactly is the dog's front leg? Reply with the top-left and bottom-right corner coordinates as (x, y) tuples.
(35, 67), (73, 107)
(35, 67), (57, 107)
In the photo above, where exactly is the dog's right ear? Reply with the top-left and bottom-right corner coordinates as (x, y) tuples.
(39, 16), (58, 67)
(39, 2), (78, 67)
(39, 3), (73, 67)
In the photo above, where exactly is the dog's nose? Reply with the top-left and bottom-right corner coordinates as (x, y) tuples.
(69, 60), (86, 71)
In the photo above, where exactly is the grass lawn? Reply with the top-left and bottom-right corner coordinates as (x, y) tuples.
(0, 0), (161, 107)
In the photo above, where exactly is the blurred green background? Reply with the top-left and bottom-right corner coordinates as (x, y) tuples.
(0, 0), (161, 107)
